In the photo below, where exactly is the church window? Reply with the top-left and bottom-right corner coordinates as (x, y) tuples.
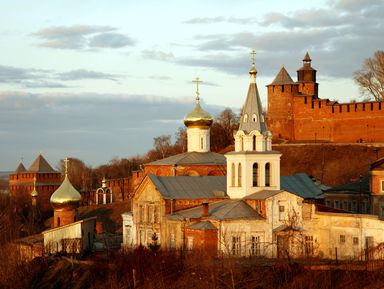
(187, 237), (193, 250)
(57, 217), (61, 227)
(332, 106), (334, 113)
(371, 103), (374, 110)
(231, 236), (241, 256)
(170, 233), (176, 249)
(140, 230), (145, 245)
(139, 205), (145, 223)
(238, 163), (242, 187)
(347, 104), (350, 112)
(231, 163), (235, 187)
(251, 236), (261, 256)
(265, 163), (271, 187)
(362, 103), (365, 111)
(353, 237), (359, 245)
(281, 85), (284, 92)
(253, 163), (258, 187)
(342, 201), (349, 211)
(252, 114), (257, 122)
(379, 102), (382, 110)
(243, 114), (248, 122)
(305, 236), (314, 256)
(334, 200), (340, 209)
(304, 96), (307, 104)
(351, 201), (357, 213)
(339, 235), (345, 244)
(381, 180), (384, 192)
(253, 135), (256, 151)
(279, 205), (285, 221)
(360, 202), (366, 213)
(149, 206), (154, 224)
(200, 137), (203, 150)
(339, 105), (342, 113)
(318, 101), (321, 108)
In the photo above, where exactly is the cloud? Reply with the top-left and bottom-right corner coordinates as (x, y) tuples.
(0, 91), (228, 170)
(57, 69), (119, 81)
(33, 25), (135, 50)
(171, 0), (384, 79)
(142, 49), (174, 61)
(149, 75), (172, 81)
(89, 33), (135, 48)
(183, 16), (258, 25)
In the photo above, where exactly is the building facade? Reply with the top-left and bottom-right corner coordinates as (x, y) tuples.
(267, 53), (384, 143)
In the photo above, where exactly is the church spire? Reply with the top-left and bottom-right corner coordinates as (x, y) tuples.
(238, 49), (267, 135)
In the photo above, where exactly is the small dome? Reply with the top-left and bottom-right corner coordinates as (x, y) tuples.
(50, 175), (81, 210)
(31, 188), (39, 197)
(184, 101), (213, 128)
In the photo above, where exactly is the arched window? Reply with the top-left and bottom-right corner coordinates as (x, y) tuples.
(253, 163), (258, 187)
(265, 163), (271, 187)
(252, 114), (257, 122)
(200, 137), (203, 150)
(243, 114), (248, 122)
(238, 163), (242, 187)
(231, 163), (235, 187)
(253, 135), (256, 151)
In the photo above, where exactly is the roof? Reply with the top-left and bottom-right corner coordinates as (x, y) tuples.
(15, 162), (27, 173)
(238, 80), (267, 134)
(148, 174), (227, 200)
(324, 177), (370, 194)
(371, 157), (384, 170)
(268, 67), (294, 85)
(13, 233), (43, 246)
(226, 150), (281, 156)
(50, 175), (81, 208)
(303, 51), (311, 62)
(146, 151), (226, 166)
(43, 217), (97, 234)
(186, 221), (217, 230)
(28, 154), (57, 173)
(167, 199), (263, 221)
(280, 173), (323, 199)
(244, 190), (283, 200)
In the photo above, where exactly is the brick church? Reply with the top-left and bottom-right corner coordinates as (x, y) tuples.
(267, 52), (384, 143)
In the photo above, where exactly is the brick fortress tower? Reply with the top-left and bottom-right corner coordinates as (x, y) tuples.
(267, 52), (384, 142)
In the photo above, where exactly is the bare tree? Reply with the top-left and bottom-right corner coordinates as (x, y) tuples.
(354, 50), (384, 101)
(153, 135), (172, 159)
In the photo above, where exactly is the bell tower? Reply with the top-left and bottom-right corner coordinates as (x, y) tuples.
(297, 51), (318, 97)
(225, 50), (281, 199)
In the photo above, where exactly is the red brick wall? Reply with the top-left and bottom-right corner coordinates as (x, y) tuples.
(53, 209), (75, 227)
(144, 164), (226, 177)
(9, 172), (61, 216)
(268, 90), (384, 142)
(185, 228), (218, 256)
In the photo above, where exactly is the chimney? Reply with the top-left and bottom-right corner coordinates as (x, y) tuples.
(202, 202), (209, 217)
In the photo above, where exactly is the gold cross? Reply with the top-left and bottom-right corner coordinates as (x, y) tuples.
(251, 49), (256, 65)
(64, 157), (69, 176)
(192, 77), (202, 101)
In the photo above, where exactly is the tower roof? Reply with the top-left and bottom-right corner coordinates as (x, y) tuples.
(303, 51), (311, 62)
(239, 57), (267, 134)
(184, 77), (213, 128)
(50, 175), (81, 209)
(50, 158), (81, 210)
(269, 67), (294, 85)
(297, 51), (316, 72)
(15, 162), (27, 174)
(28, 154), (57, 173)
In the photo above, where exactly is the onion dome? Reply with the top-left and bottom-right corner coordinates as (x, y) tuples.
(184, 77), (213, 128)
(31, 187), (39, 197)
(50, 175), (81, 209)
(184, 99), (213, 128)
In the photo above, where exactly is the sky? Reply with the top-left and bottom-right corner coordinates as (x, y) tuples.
(0, 0), (383, 171)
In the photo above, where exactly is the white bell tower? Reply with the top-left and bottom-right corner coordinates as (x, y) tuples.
(225, 50), (281, 199)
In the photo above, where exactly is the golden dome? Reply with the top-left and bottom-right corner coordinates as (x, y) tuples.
(184, 100), (213, 128)
(50, 175), (81, 210)
(31, 188), (39, 197)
